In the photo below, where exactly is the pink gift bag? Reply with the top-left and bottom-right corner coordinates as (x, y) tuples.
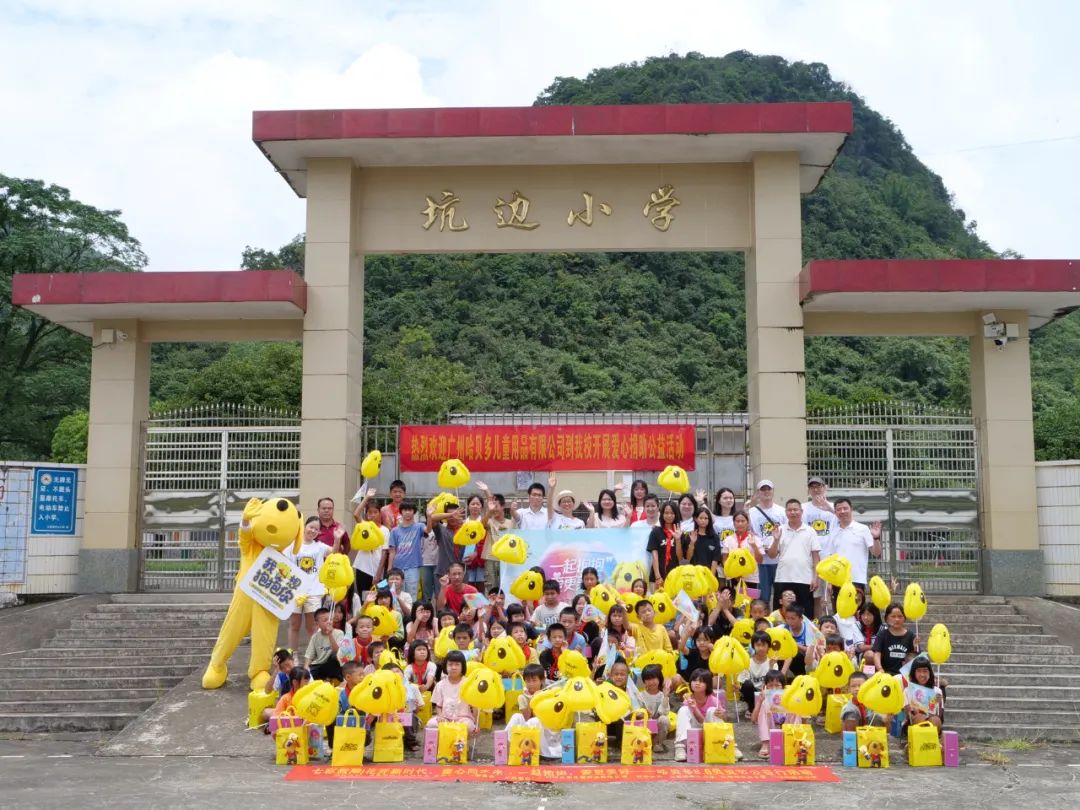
(769, 728), (785, 765)
(686, 728), (703, 764)
(943, 731), (960, 767)
(493, 730), (508, 765)
(422, 727), (439, 764)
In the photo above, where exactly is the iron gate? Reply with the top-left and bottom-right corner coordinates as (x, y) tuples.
(807, 402), (980, 593)
(138, 405), (300, 591)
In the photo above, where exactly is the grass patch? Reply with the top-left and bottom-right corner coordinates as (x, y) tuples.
(979, 751), (1011, 766)
(996, 738), (1038, 751)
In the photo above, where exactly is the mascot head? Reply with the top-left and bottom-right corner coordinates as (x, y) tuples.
(247, 497), (303, 554)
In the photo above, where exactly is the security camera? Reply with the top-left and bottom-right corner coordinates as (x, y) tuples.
(994, 336), (1008, 348)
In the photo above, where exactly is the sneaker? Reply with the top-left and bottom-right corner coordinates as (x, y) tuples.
(674, 743), (687, 762)
(735, 747), (744, 761)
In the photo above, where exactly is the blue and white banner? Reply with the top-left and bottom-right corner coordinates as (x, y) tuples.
(499, 528), (651, 604)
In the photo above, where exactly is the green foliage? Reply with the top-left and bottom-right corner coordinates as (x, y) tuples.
(0, 174), (145, 460)
(51, 409), (88, 463)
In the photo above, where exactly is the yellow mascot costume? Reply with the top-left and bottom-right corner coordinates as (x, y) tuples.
(202, 496), (303, 691)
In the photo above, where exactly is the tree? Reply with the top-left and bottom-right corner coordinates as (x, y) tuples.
(0, 175), (145, 459)
(51, 410), (88, 463)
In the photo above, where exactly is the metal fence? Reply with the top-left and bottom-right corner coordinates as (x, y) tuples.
(138, 404), (300, 591)
(808, 402), (981, 593)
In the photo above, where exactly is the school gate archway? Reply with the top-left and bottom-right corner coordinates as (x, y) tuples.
(13, 101), (1080, 596)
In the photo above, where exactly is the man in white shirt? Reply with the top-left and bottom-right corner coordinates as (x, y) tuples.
(747, 479), (785, 607)
(766, 499), (821, 619)
(802, 477), (838, 617)
(831, 497), (882, 591)
(514, 482), (550, 530)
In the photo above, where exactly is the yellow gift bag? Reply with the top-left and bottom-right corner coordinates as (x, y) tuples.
(703, 721), (737, 764)
(825, 693), (852, 734)
(857, 725), (889, 768)
(782, 723), (815, 766)
(331, 708), (366, 767)
(907, 721), (943, 767)
(503, 674), (524, 719)
(248, 688), (278, 729)
(437, 721), (470, 764)
(275, 724), (310, 766)
(478, 709), (494, 730)
(576, 721), (608, 764)
(416, 691), (433, 726)
(620, 710), (653, 766)
(372, 715), (404, 763)
(508, 725), (542, 766)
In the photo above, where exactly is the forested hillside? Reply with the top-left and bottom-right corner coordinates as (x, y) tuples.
(4, 52), (1079, 462)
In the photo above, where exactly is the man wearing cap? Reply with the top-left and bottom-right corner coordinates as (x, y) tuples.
(803, 477), (839, 617)
(746, 480), (785, 606)
(546, 475), (585, 530)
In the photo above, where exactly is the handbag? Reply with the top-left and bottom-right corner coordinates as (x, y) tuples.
(825, 693), (851, 734)
(782, 723), (815, 766)
(907, 721), (943, 767)
(503, 674), (524, 719)
(508, 724), (542, 766)
(436, 721), (470, 764)
(331, 709), (366, 767)
(275, 724), (310, 766)
(702, 721), (737, 764)
(857, 724), (890, 768)
(416, 690), (433, 726)
(575, 721), (608, 764)
(620, 709), (652, 766)
(372, 714), (405, 763)
(268, 706), (304, 738)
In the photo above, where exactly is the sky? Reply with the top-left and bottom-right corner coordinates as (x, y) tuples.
(2, 0), (1078, 270)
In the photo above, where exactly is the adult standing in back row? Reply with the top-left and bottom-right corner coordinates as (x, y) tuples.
(831, 498), (882, 592)
(747, 481), (784, 606)
(767, 499), (821, 619)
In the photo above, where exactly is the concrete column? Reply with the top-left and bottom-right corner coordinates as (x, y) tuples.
(81, 319), (150, 592)
(745, 153), (807, 500)
(299, 158), (364, 525)
(970, 311), (1043, 595)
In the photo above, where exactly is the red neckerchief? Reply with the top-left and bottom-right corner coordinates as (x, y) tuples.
(355, 637), (372, 664)
(663, 525), (676, 567)
(411, 661), (427, 684)
(734, 531), (749, 547)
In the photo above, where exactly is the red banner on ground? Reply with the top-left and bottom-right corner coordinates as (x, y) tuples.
(398, 424), (696, 472)
(285, 764), (839, 783)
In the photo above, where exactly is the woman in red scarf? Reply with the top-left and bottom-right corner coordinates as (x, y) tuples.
(647, 501), (681, 589)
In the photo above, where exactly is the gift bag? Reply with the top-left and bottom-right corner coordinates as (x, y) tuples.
(337, 636), (358, 665)
(416, 690), (433, 726)
(620, 710), (653, 766)
(857, 725), (889, 768)
(503, 674), (523, 719)
(269, 707), (305, 738)
(478, 709), (493, 730)
(907, 721), (943, 767)
(307, 724), (326, 761)
(508, 725), (542, 766)
(825, 693), (852, 734)
(782, 723), (815, 766)
(275, 724), (310, 766)
(576, 721), (608, 764)
(437, 721), (470, 764)
(372, 716), (405, 763)
(331, 709), (366, 767)
(248, 688), (278, 729)
(702, 721), (737, 764)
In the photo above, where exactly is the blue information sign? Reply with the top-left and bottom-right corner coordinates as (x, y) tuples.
(31, 467), (77, 535)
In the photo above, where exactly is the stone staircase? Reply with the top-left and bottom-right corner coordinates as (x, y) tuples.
(927, 595), (1080, 742)
(0, 594), (233, 734)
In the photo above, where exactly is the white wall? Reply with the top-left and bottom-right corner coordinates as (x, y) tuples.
(0, 462), (85, 596)
(1036, 460), (1080, 597)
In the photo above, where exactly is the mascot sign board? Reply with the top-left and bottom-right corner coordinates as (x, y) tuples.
(239, 546), (303, 620)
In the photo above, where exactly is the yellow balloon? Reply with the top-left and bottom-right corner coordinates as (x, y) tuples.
(557, 649), (591, 679)
(349, 669), (407, 715)
(453, 519), (486, 547)
(621, 592), (643, 624)
(428, 492), (460, 514)
(858, 671), (905, 715)
(816, 554), (852, 588)
(589, 583), (620, 616)
(649, 591), (677, 624)
(903, 582), (927, 621)
(815, 650), (855, 689)
(835, 581), (859, 619)
(610, 561), (648, 591)
(510, 570), (545, 601)
(437, 458), (471, 490)
(363, 604), (399, 638)
(664, 566), (708, 599)
(351, 521), (385, 552)
(318, 553), (355, 590)
(434, 625), (456, 659)
(723, 548), (758, 580)
(530, 686), (575, 730)
(491, 533), (528, 565)
(709, 634), (750, 677)
(360, 450), (382, 479)
(697, 565), (720, 594)
(460, 664), (505, 711)
(292, 679), (340, 726)
(656, 465), (690, 494)
(560, 676), (600, 712)
(378, 647), (406, 670)
(328, 586), (348, 604)
(730, 617), (756, 645)
(765, 626), (798, 660)
(634, 649), (677, 680)
(927, 623), (952, 664)
(594, 683), (632, 724)
(868, 576), (891, 611)
(482, 635), (527, 674)
(781, 674), (823, 717)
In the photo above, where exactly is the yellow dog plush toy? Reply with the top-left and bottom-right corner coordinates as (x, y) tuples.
(202, 496), (303, 691)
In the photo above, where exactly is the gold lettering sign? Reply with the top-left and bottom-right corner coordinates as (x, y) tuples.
(643, 184), (680, 231)
(493, 190), (539, 230)
(421, 190), (469, 232)
(567, 192), (612, 227)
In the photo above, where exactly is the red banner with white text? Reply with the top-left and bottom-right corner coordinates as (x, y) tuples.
(398, 424), (695, 472)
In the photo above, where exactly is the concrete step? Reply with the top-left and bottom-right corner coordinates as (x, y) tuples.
(20, 652), (209, 667)
(948, 685), (1080, 699)
(6, 676), (184, 690)
(916, 605), (1019, 616)
(947, 633), (1059, 644)
(49, 627), (222, 639)
(947, 673), (1080, 687)
(68, 618), (227, 630)
(950, 642), (1069, 654)
(942, 661), (1080, 673)
(98, 602), (231, 612)
(110, 593), (232, 604)
(948, 724), (1080, 741)
(911, 613), (1030, 625)
(946, 707), (1080, 725)
(938, 653), (1080, 665)
(915, 623), (1044, 635)
(5, 687), (171, 702)
(0, 698), (157, 714)
(0, 664), (199, 679)
(0, 712), (138, 733)
(44, 636), (221, 649)
(920, 596), (1006, 605)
